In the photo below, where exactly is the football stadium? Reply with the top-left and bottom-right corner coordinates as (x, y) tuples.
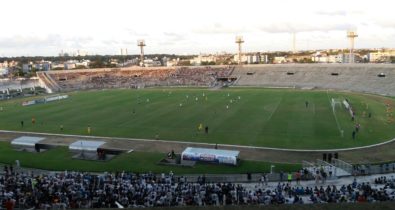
(1, 0), (395, 208)
(1, 64), (395, 209)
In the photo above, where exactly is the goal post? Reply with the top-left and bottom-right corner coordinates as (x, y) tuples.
(331, 98), (342, 112)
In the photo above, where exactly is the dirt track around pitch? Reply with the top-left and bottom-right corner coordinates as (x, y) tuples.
(1, 130), (395, 164)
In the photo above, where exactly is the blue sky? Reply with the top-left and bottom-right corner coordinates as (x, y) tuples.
(0, 0), (394, 56)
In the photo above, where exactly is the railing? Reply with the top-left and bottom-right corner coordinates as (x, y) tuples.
(302, 160), (315, 169)
(332, 158), (353, 175)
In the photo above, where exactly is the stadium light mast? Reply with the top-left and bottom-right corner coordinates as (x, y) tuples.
(137, 39), (146, 66)
(235, 36), (244, 65)
(347, 30), (358, 63)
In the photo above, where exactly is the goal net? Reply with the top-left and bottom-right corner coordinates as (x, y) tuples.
(331, 98), (342, 112)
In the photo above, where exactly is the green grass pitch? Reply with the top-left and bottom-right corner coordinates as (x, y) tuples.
(0, 142), (299, 173)
(0, 87), (394, 149)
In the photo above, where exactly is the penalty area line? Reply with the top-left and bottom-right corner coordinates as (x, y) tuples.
(326, 91), (343, 137)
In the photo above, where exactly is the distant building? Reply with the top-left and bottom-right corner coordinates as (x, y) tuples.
(76, 60), (90, 68)
(63, 60), (90, 70)
(190, 55), (217, 65)
(64, 62), (76, 70)
(43, 62), (52, 71)
(252, 54), (260, 63)
(161, 57), (169, 66)
(0, 68), (8, 76)
(166, 59), (179, 67)
(342, 53), (361, 63)
(143, 59), (161, 67)
(273, 56), (287, 64)
(369, 50), (395, 63)
(0, 61), (8, 68)
(233, 55), (248, 63)
(7, 60), (18, 67)
(260, 55), (269, 64)
(22, 64), (33, 72)
(52, 63), (64, 70)
(34, 63), (42, 70)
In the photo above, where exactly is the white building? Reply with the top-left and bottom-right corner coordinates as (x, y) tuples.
(273, 56), (287, 64)
(166, 59), (179, 67)
(260, 55), (269, 64)
(311, 52), (345, 63)
(22, 64), (33, 72)
(369, 50), (395, 62)
(42, 62), (52, 71)
(233, 55), (248, 63)
(0, 61), (8, 68)
(0, 68), (8, 76)
(342, 53), (359, 63)
(143, 59), (161, 67)
(64, 62), (76, 70)
(252, 55), (260, 63)
(76, 60), (90, 68)
(52, 63), (64, 70)
(190, 55), (217, 65)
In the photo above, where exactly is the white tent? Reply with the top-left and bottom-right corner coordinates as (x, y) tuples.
(181, 147), (239, 166)
(69, 140), (105, 152)
(11, 136), (45, 147)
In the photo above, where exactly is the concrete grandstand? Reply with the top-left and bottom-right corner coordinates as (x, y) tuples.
(233, 64), (395, 96)
(36, 64), (395, 96)
(37, 66), (234, 92)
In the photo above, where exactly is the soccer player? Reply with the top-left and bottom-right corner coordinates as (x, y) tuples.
(205, 126), (208, 134)
(20, 120), (24, 128)
(198, 123), (203, 131)
(31, 117), (36, 125)
(305, 101), (309, 108)
(87, 125), (91, 135)
(60, 125), (64, 131)
(356, 124), (360, 132)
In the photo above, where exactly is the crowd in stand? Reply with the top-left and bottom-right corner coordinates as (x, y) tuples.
(48, 66), (234, 91)
(1, 165), (395, 210)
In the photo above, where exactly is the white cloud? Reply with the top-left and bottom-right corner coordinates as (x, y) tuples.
(0, 0), (394, 56)
(260, 22), (354, 33)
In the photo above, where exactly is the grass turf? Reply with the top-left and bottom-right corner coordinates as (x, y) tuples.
(0, 88), (394, 149)
(0, 142), (299, 173)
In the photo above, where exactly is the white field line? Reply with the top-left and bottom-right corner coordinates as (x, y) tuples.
(326, 91), (343, 135)
(1, 130), (395, 153)
(312, 102), (316, 115)
(266, 97), (283, 122)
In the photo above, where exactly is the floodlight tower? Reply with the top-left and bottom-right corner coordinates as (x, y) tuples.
(347, 30), (358, 63)
(137, 39), (146, 66)
(235, 36), (244, 65)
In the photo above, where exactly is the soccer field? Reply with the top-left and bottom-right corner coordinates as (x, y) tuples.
(0, 88), (394, 149)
